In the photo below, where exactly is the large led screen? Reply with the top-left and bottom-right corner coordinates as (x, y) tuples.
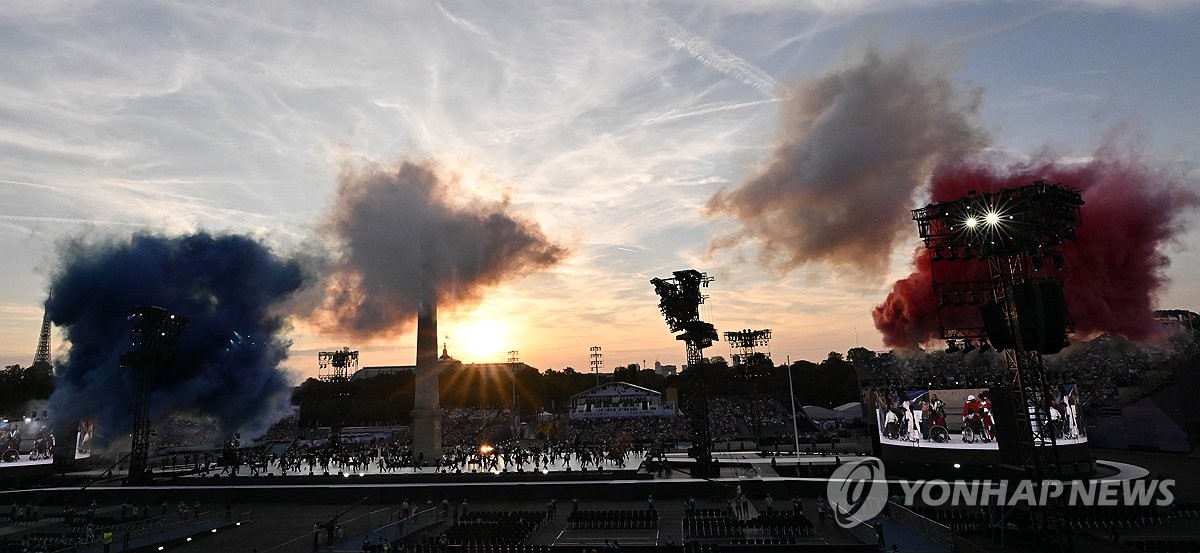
(871, 384), (1086, 450)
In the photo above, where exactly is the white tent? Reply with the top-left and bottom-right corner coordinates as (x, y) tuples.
(802, 405), (840, 420)
(833, 402), (864, 420)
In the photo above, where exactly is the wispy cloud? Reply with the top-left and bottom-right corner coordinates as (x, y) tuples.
(647, 7), (781, 97)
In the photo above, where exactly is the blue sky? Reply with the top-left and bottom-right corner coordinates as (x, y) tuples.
(1, 1), (1198, 378)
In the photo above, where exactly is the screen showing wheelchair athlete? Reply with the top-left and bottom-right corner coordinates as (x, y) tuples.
(1, 417), (56, 465)
(875, 387), (997, 448)
(874, 385), (1087, 449)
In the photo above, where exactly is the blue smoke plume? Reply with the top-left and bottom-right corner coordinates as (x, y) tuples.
(46, 232), (309, 445)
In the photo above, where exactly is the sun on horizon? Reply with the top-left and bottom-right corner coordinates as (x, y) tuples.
(450, 319), (512, 363)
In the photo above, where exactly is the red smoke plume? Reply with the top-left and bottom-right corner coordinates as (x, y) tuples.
(873, 144), (1197, 347)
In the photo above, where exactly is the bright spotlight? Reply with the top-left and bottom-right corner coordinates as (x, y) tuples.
(964, 216), (978, 229)
(953, 463), (962, 469)
(479, 444), (494, 455)
(985, 211), (1000, 226)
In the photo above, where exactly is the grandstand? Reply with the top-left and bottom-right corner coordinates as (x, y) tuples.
(568, 382), (677, 419)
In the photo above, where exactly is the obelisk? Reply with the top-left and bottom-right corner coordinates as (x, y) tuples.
(411, 291), (442, 460)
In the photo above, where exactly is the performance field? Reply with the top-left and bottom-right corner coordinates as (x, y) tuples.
(879, 433), (1089, 450)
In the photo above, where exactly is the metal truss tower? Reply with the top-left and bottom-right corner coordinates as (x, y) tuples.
(121, 306), (188, 484)
(589, 346), (603, 387)
(725, 329), (772, 445)
(651, 269), (719, 477)
(318, 347), (359, 446)
(724, 328), (772, 376)
(913, 181), (1083, 553)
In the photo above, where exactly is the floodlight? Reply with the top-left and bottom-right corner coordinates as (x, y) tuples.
(965, 216), (978, 228)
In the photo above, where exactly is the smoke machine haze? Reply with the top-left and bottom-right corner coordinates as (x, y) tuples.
(46, 232), (308, 445)
(708, 44), (986, 273)
(313, 159), (567, 337)
(873, 145), (1199, 347)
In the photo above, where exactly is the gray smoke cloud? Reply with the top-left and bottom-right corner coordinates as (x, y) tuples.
(708, 44), (987, 274)
(313, 159), (567, 336)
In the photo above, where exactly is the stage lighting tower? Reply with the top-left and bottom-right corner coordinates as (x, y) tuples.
(725, 329), (772, 377)
(650, 269), (718, 477)
(120, 306), (188, 484)
(912, 181), (1083, 553)
(589, 346), (603, 388)
(319, 347), (359, 446)
(725, 329), (772, 446)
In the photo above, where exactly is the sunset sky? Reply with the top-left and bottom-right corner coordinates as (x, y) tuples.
(2, 1), (1198, 380)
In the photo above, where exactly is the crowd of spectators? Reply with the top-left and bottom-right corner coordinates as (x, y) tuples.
(858, 331), (1200, 416)
(442, 408), (506, 446)
(559, 417), (688, 448)
(707, 396), (789, 442)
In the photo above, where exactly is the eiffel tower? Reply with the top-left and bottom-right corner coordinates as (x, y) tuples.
(31, 306), (52, 371)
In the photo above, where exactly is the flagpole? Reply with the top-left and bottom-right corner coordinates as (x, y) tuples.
(787, 355), (801, 464)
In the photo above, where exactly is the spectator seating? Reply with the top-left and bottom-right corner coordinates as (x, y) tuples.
(446, 510), (546, 546)
(1123, 539), (1200, 553)
(566, 509), (658, 530)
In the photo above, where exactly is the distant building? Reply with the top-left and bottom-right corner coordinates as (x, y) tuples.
(350, 344), (537, 381)
(653, 360), (677, 376)
(350, 364), (414, 381)
(568, 382), (676, 419)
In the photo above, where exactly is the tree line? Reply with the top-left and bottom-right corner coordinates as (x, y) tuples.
(293, 352), (861, 427)
(0, 363), (54, 419)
